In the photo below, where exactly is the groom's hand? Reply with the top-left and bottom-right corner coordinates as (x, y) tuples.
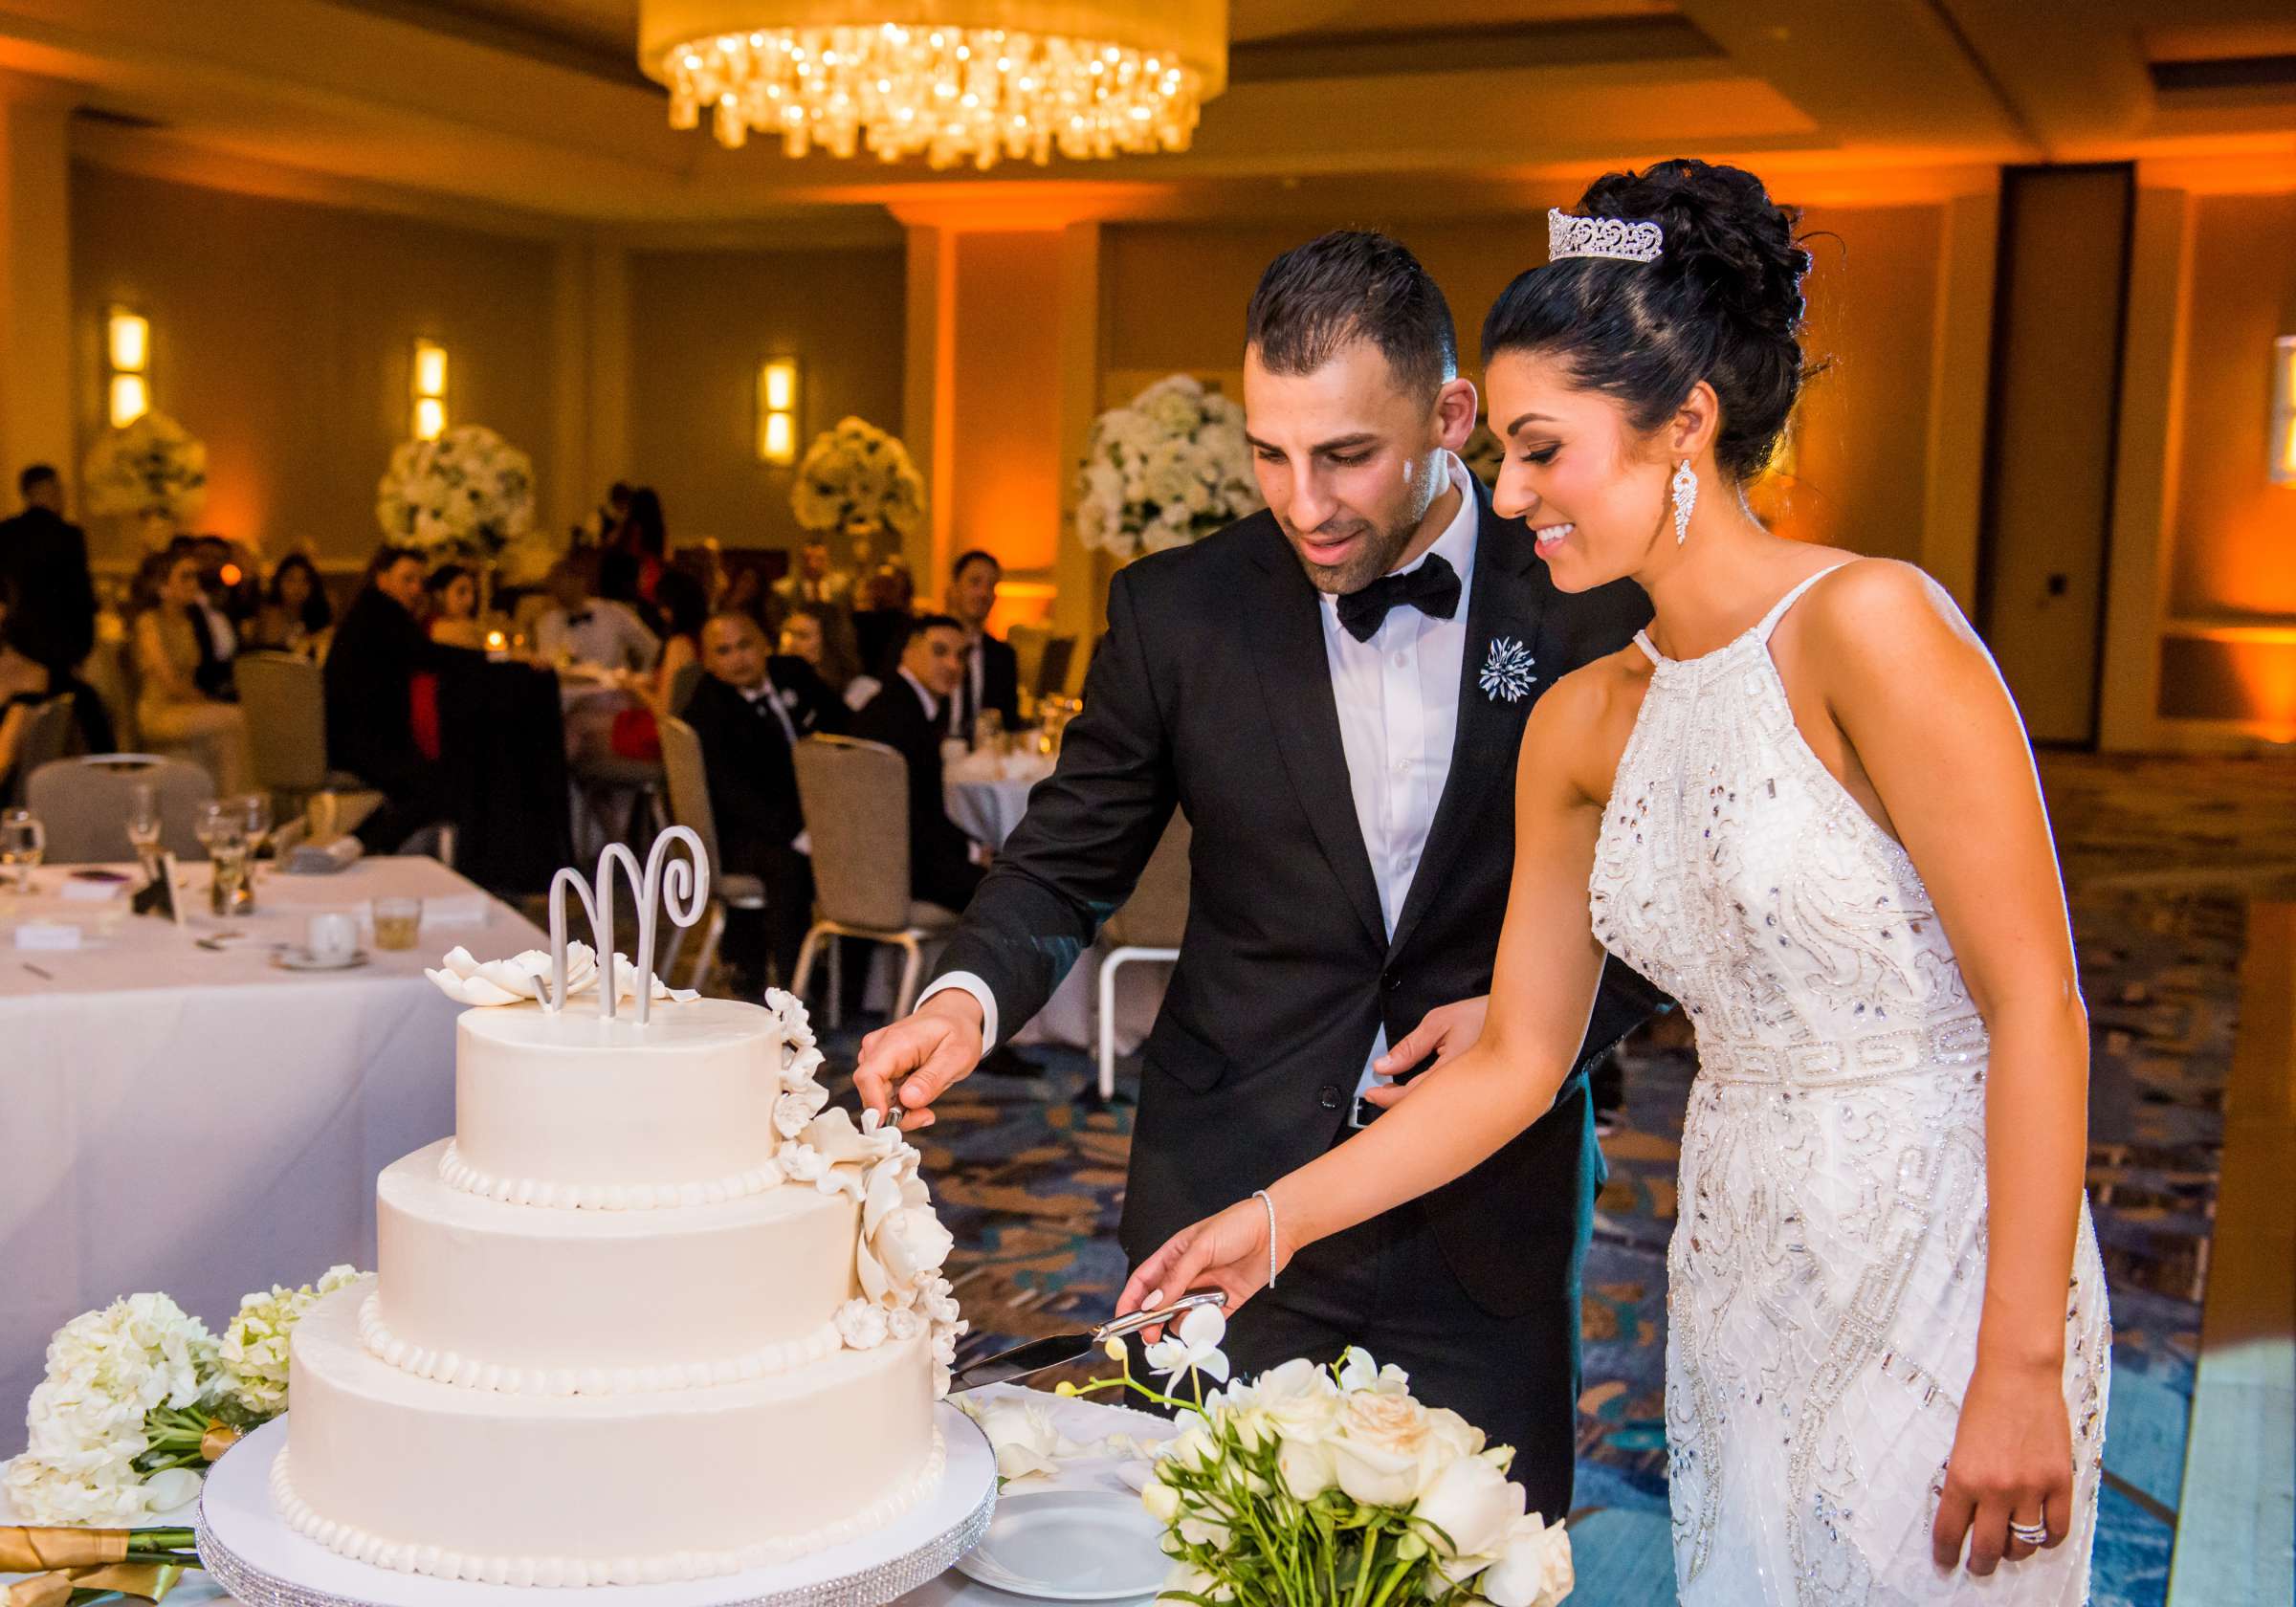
(1364, 994), (1490, 1110)
(853, 990), (985, 1132)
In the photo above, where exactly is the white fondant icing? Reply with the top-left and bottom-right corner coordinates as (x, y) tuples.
(435, 1139), (782, 1211)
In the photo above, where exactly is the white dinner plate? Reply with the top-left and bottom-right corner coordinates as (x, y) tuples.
(952, 1488), (1167, 1601)
(272, 947), (369, 971)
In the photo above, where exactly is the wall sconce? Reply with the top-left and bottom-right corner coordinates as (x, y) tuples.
(757, 358), (799, 465)
(106, 307), (150, 429)
(2273, 335), (2296, 487)
(412, 339), (449, 442)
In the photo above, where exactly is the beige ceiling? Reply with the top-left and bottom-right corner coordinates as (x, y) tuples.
(3, 0), (2290, 236)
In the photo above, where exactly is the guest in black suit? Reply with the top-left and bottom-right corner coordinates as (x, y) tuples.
(324, 545), (475, 852)
(0, 464), (113, 752)
(849, 561), (916, 682)
(682, 610), (842, 992)
(856, 232), (1664, 1516)
(851, 613), (984, 916)
(943, 549), (1021, 744)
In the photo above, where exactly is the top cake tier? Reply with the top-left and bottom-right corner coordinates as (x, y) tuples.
(451, 1000), (787, 1208)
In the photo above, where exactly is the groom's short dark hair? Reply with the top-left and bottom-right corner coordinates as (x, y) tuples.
(1245, 231), (1458, 399)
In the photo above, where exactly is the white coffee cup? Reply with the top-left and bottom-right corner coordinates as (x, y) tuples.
(307, 912), (359, 964)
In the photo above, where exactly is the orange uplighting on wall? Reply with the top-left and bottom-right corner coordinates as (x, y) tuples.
(2272, 335), (2296, 486)
(411, 338), (449, 441)
(105, 307), (150, 428)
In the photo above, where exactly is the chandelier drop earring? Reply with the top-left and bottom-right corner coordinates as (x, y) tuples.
(1670, 458), (1698, 546)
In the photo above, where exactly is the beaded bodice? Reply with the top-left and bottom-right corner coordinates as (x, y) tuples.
(1587, 567), (1987, 1080)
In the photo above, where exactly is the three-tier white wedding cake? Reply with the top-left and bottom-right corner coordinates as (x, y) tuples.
(273, 952), (966, 1587)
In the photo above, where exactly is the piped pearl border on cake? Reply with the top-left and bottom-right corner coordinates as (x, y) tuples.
(436, 1138), (782, 1211)
(356, 1294), (844, 1397)
(269, 1429), (947, 1587)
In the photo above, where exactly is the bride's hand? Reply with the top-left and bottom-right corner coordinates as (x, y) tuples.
(1115, 1199), (1299, 1341)
(1931, 1357), (2075, 1575)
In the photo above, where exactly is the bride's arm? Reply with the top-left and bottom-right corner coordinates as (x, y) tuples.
(1798, 561), (2088, 1574)
(1116, 667), (1616, 1319)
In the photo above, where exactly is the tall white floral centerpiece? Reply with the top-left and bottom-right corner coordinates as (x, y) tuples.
(82, 412), (209, 548)
(790, 416), (926, 560)
(374, 425), (559, 578)
(1074, 375), (1261, 561)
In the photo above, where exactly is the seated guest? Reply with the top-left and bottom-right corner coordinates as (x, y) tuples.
(604, 486), (669, 614)
(130, 548), (254, 794)
(771, 539), (851, 616)
(324, 544), (477, 852)
(0, 463), (113, 752)
(779, 601), (865, 707)
(682, 610), (843, 993)
(534, 556), (658, 673)
(849, 561), (916, 683)
(0, 594), (55, 793)
(425, 561), (484, 649)
(609, 567), (711, 760)
(941, 548), (1021, 743)
(249, 552), (334, 655)
(852, 613), (983, 915)
(190, 535), (258, 646)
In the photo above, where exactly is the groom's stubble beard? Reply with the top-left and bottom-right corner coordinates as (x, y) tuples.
(1286, 449), (1448, 597)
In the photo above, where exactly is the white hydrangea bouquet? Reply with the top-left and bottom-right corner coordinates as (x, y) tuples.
(790, 416), (926, 539)
(81, 412), (208, 527)
(375, 426), (537, 559)
(1065, 1309), (1573, 1606)
(5, 1267), (360, 1527)
(1073, 375), (1262, 560)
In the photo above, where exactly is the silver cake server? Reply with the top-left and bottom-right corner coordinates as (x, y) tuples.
(946, 1291), (1226, 1394)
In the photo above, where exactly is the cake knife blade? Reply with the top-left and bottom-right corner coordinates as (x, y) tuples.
(945, 1291), (1225, 1394)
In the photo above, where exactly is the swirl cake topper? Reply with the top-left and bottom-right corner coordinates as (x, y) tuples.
(545, 829), (710, 1024)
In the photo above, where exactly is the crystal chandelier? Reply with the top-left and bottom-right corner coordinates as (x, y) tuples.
(637, 2), (1228, 170)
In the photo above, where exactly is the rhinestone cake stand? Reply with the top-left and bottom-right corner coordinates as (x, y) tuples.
(195, 1407), (995, 1607)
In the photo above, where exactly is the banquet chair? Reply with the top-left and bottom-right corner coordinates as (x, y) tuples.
(1097, 811), (1190, 1100)
(1033, 636), (1077, 701)
(667, 660), (704, 716)
(654, 715), (766, 992)
(232, 651), (383, 840)
(788, 735), (960, 1027)
(26, 754), (213, 862)
(9, 694), (77, 805)
(1007, 626), (1052, 704)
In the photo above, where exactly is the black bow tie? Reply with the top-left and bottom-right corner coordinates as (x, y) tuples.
(565, 610), (593, 626)
(1336, 554), (1461, 643)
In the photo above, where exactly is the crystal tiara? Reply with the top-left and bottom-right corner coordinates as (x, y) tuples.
(1548, 209), (1664, 264)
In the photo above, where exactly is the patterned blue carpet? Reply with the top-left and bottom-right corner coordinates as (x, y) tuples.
(809, 752), (2296, 1606)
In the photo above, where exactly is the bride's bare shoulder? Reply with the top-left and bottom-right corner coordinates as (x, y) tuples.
(1520, 647), (1651, 804)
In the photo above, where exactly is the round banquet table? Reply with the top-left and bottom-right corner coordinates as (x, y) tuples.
(0, 855), (545, 1444)
(0, 1385), (1178, 1606)
(940, 748), (1055, 848)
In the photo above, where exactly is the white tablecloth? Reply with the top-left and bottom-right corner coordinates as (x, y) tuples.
(942, 752), (1056, 849)
(0, 856), (543, 1444)
(0, 1386), (1176, 1606)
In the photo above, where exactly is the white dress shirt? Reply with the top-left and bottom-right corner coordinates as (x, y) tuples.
(535, 600), (659, 673)
(925, 451), (1479, 1061)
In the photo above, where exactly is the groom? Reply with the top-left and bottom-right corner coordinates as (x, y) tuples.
(856, 231), (1660, 1517)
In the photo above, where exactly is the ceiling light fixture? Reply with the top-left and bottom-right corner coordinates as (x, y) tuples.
(637, 2), (1227, 170)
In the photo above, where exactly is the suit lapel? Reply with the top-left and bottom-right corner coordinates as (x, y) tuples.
(1243, 521), (1387, 952)
(1386, 486), (1552, 960)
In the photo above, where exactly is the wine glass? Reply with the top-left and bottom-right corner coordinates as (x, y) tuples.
(196, 802), (250, 915)
(238, 793), (275, 870)
(0, 809), (44, 893)
(126, 781), (163, 860)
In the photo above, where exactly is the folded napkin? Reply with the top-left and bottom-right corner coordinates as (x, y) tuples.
(13, 922), (82, 951)
(57, 876), (127, 902)
(421, 892), (492, 928)
(287, 836), (364, 874)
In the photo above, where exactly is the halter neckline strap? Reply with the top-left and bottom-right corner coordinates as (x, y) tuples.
(1633, 561), (1857, 668)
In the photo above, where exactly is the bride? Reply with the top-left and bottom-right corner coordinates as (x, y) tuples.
(1118, 159), (2109, 1603)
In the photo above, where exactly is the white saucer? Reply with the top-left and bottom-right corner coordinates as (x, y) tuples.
(272, 947), (369, 971)
(952, 1488), (1167, 1601)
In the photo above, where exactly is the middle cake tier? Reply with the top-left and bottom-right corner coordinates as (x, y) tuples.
(371, 1141), (856, 1395)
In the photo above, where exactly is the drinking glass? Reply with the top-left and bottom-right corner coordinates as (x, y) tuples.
(196, 802), (251, 915)
(972, 709), (1004, 754)
(373, 896), (423, 952)
(126, 781), (163, 856)
(0, 809), (44, 893)
(238, 793), (275, 872)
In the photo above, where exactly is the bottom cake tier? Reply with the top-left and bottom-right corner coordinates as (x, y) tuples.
(280, 1284), (941, 1586)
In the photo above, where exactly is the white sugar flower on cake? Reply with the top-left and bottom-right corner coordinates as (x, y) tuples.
(425, 941), (696, 1008)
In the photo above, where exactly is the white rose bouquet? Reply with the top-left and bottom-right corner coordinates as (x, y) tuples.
(81, 412), (208, 526)
(1064, 1319), (1572, 1607)
(1073, 376), (1262, 561)
(375, 426), (537, 559)
(789, 416), (926, 539)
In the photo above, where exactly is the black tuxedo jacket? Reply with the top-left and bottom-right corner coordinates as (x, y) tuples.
(0, 509), (97, 671)
(933, 483), (1665, 1313)
(323, 585), (475, 788)
(853, 673), (982, 913)
(682, 660), (842, 870)
(955, 632), (1021, 737)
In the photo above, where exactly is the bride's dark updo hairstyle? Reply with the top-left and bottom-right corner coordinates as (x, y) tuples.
(1481, 159), (1817, 483)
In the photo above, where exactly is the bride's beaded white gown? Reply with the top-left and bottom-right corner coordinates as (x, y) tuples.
(1586, 567), (2110, 1605)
